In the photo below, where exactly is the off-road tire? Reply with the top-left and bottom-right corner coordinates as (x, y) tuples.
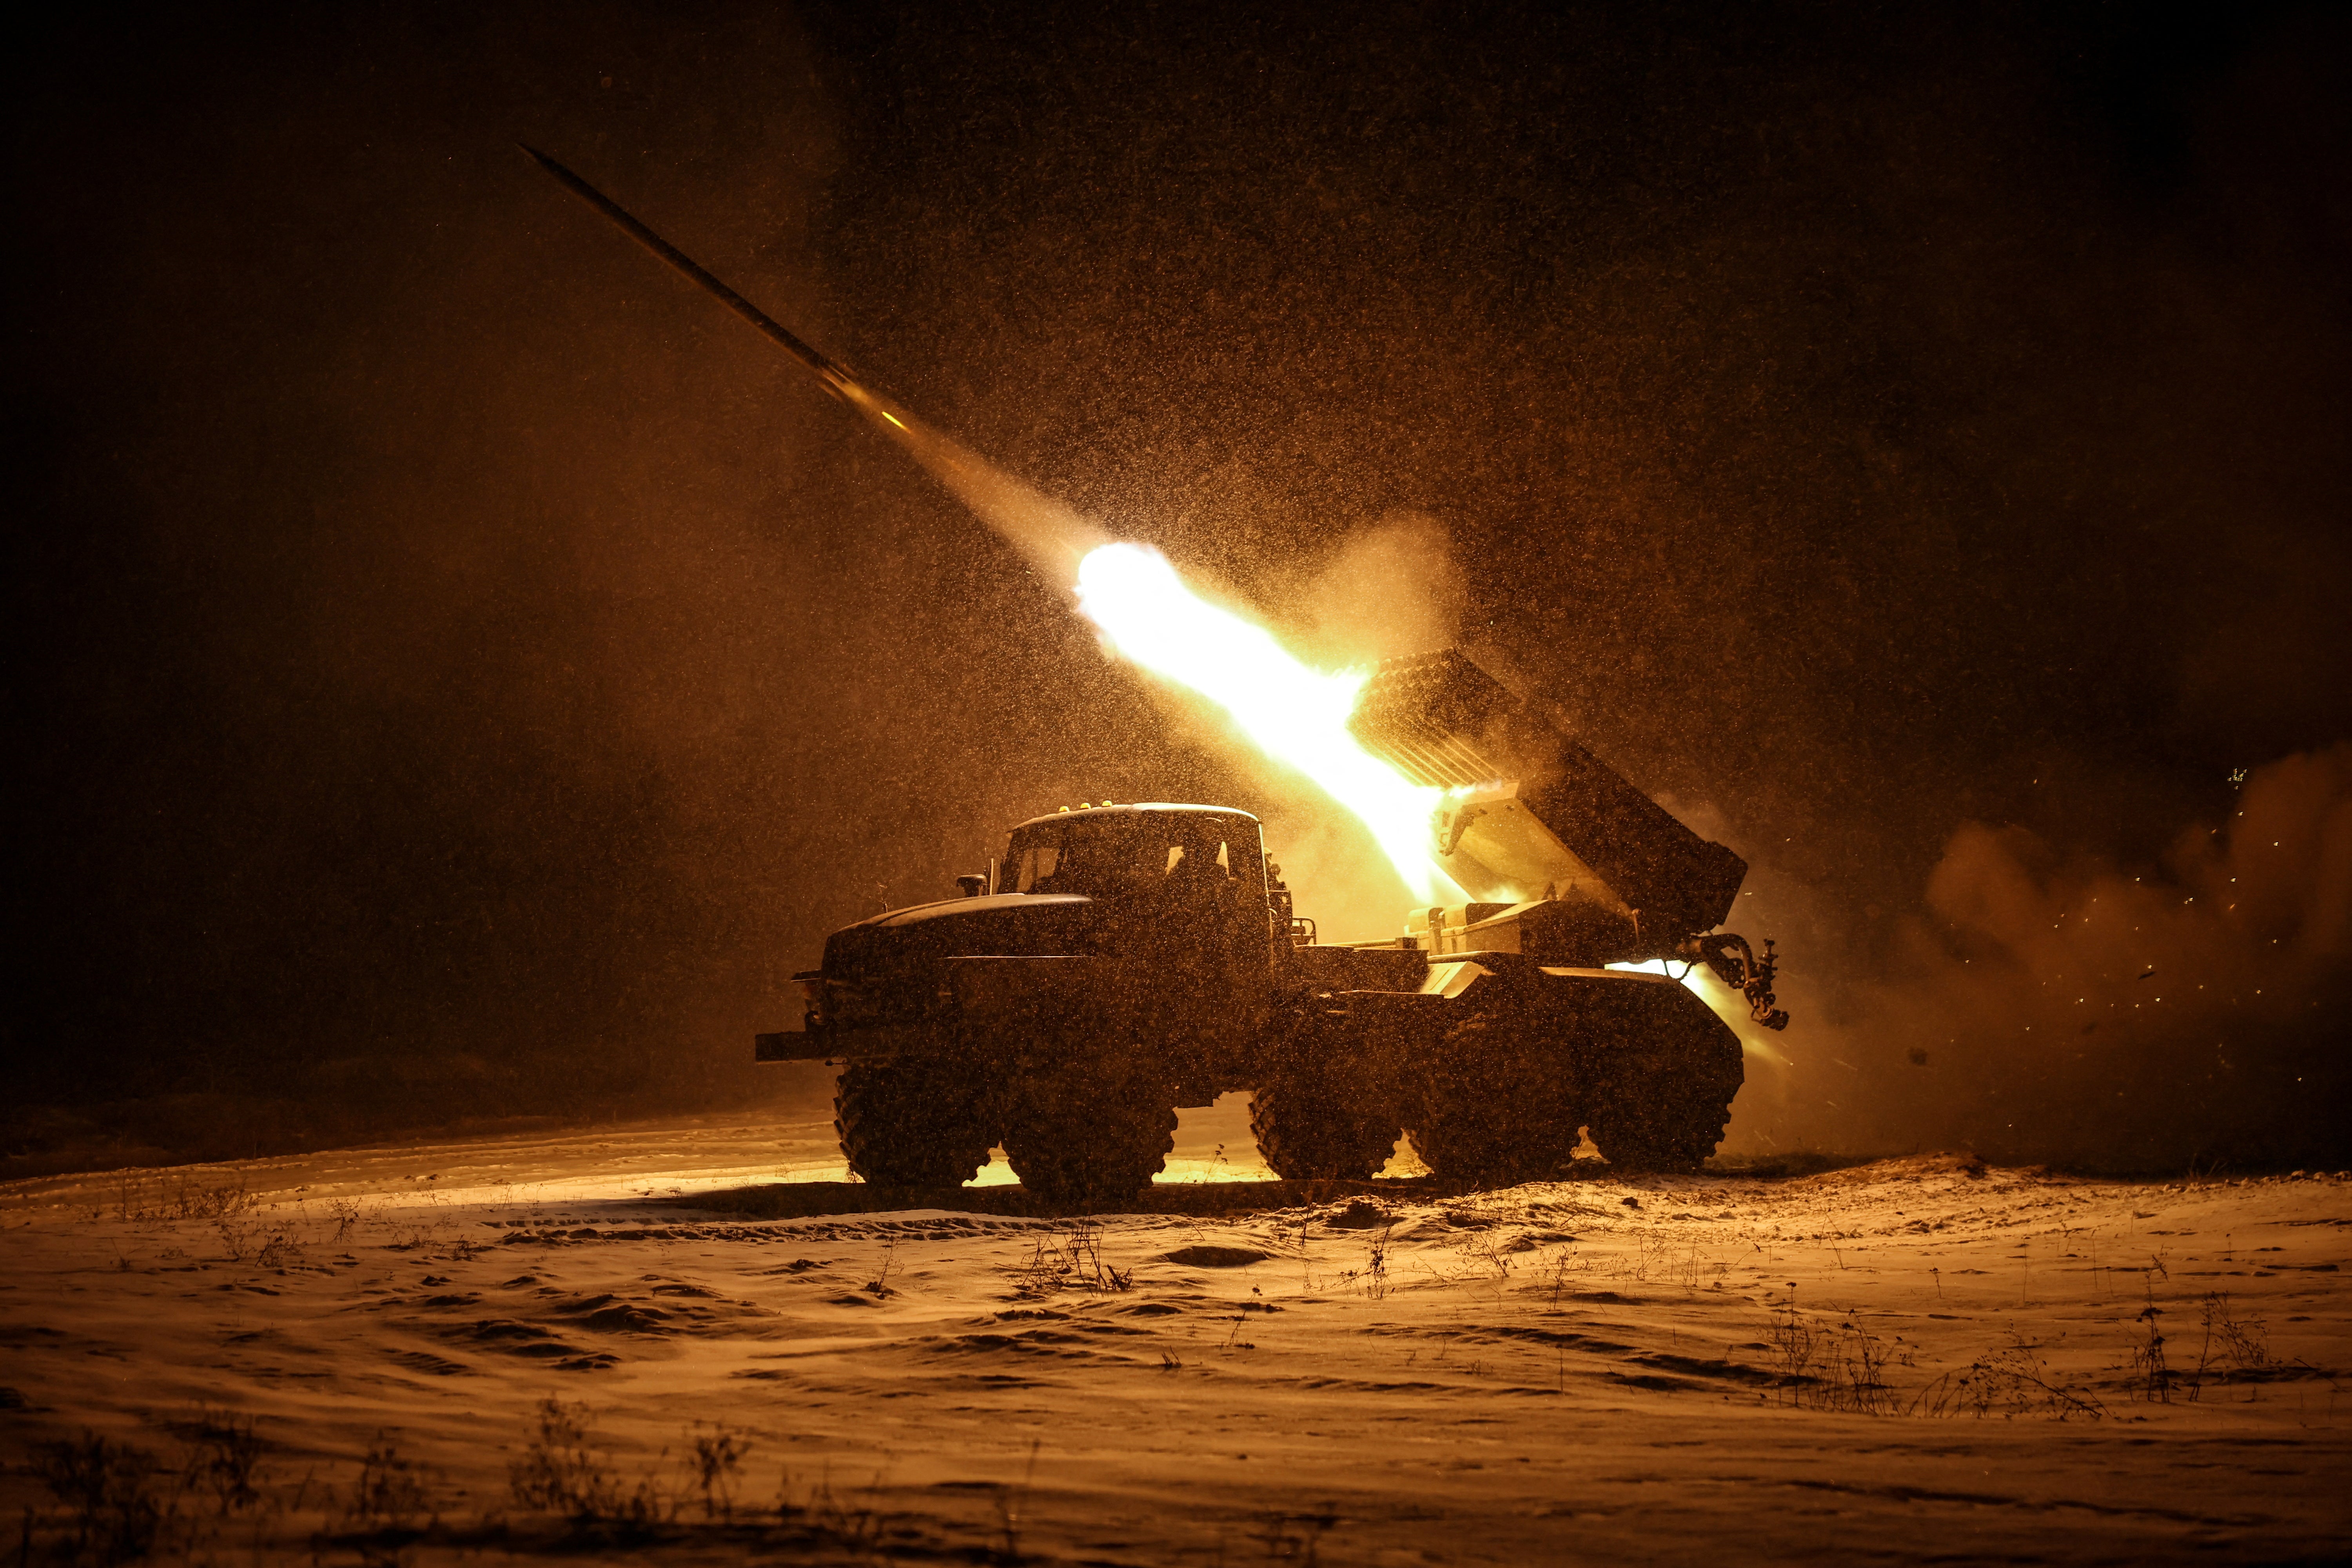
(1581, 985), (1743, 1174)
(1002, 1063), (1178, 1207)
(1583, 1069), (1737, 1172)
(834, 1057), (997, 1189)
(1406, 1000), (1586, 1185)
(1250, 1075), (1399, 1181)
(1583, 1091), (1730, 1172)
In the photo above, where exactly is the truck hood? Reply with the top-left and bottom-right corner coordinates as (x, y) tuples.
(822, 893), (1097, 976)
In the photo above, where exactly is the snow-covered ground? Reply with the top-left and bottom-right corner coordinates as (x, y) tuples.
(2, 1103), (2345, 1564)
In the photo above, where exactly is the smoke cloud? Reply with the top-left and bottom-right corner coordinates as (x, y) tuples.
(845, 388), (1109, 587)
(1734, 748), (2352, 1170)
(1290, 512), (1468, 670)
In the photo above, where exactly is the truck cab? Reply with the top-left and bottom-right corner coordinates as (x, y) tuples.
(786, 803), (1282, 1089)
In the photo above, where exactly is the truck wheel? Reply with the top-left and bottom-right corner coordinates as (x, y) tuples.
(833, 1058), (997, 1189)
(1582, 986), (1742, 1174)
(1001, 1065), (1178, 1207)
(1406, 1004), (1585, 1185)
(1584, 1071), (1737, 1172)
(1584, 1095), (1726, 1172)
(1250, 1076), (1398, 1181)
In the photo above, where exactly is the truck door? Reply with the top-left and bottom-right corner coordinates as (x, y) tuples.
(1162, 814), (1272, 1028)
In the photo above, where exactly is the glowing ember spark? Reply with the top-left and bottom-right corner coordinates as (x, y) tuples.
(1074, 543), (1467, 905)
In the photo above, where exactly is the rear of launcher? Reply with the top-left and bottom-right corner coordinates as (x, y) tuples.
(1257, 650), (1786, 1182)
(1285, 648), (1786, 1028)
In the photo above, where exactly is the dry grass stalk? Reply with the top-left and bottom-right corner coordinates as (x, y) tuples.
(1008, 1222), (1132, 1297)
(2188, 1290), (2272, 1397)
(1908, 1332), (2106, 1421)
(686, 1423), (753, 1521)
(2126, 1280), (2173, 1402)
(345, 1432), (433, 1530)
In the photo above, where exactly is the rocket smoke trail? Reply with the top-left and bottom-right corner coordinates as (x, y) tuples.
(521, 145), (1107, 586)
(524, 146), (1466, 905)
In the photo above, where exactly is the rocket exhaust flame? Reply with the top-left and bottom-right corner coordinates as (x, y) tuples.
(528, 146), (1466, 900)
(1076, 545), (1468, 905)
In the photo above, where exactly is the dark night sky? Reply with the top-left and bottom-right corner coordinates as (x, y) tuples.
(7, 3), (2348, 1153)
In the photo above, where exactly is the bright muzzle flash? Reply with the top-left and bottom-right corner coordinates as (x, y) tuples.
(1073, 542), (1468, 906)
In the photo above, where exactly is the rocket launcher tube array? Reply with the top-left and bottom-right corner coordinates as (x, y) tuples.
(1347, 650), (1749, 954)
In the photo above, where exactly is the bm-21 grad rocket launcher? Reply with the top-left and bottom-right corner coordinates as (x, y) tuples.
(516, 144), (1785, 1201)
(775, 649), (1784, 1202)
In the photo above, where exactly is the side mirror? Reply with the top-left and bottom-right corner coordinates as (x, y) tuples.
(955, 874), (988, 898)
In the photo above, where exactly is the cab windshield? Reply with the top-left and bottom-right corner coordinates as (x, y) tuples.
(1004, 812), (1256, 898)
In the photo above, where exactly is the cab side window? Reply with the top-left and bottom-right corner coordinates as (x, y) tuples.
(1014, 844), (1062, 893)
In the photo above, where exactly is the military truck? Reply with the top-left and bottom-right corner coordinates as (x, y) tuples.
(757, 650), (1785, 1202)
